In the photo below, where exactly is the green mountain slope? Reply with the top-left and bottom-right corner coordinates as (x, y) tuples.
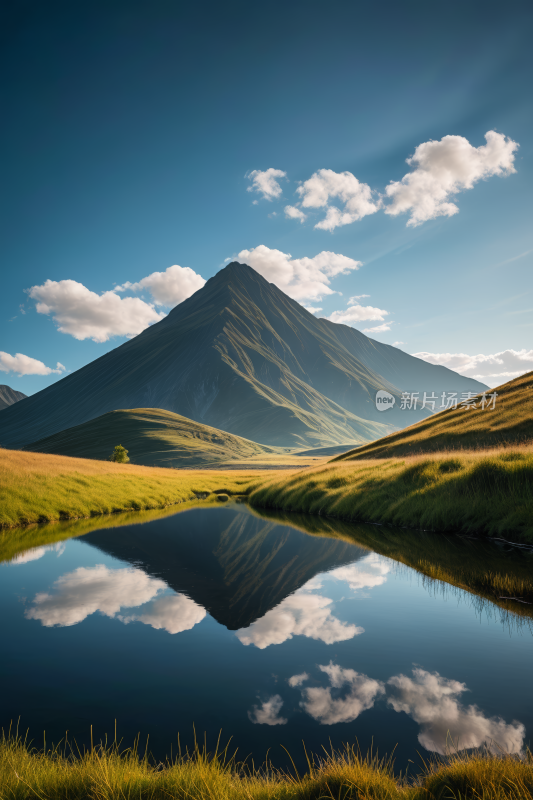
(0, 262), (487, 449)
(334, 371), (533, 461)
(25, 408), (284, 468)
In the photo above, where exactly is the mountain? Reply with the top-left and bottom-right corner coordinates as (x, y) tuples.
(0, 385), (27, 411)
(334, 371), (533, 461)
(25, 407), (283, 467)
(0, 262), (487, 449)
(82, 504), (367, 630)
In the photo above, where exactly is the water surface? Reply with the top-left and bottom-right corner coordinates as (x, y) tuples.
(1, 503), (532, 772)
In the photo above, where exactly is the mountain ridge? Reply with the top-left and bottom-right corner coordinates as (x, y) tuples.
(0, 385), (27, 412)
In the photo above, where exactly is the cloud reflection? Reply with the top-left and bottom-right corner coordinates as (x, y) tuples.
(387, 668), (525, 755)
(328, 554), (390, 591)
(11, 543), (65, 565)
(236, 592), (363, 649)
(25, 564), (205, 635)
(297, 662), (385, 724)
(121, 594), (205, 634)
(248, 695), (287, 726)
(286, 662), (525, 753)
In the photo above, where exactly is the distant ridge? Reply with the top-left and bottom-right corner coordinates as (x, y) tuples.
(0, 263), (487, 449)
(0, 385), (27, 412)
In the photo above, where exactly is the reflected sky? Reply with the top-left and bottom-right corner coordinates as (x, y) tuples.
(2, 504), (532, 772)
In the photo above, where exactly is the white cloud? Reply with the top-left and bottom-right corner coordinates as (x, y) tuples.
(247, 168), (287, 201)
(248, 695), (287, 726)
(299, 662), (385, 725)
(328, 554), (390, 591)
(387, 668), (525, 755)
(235, 591), (363, 649)
(121, 594), (206, 634)
(304, 306), (323, 314)
(412, 349), (533, 385)
(363, 323), (392, 333)
(385, 131), (519, 227)
(296, 169), (381, 231)
(393, 341), (404, 347)
(115, 265), (205, 307)
(284, 205), (307, 223)
(327, 304), (389, 326)
(0, 351), (66, 377)
(288, 672), (309, 688)
(25, 564), (167, 627)
(27, 280), (165, 343)
(349, 295), (370, 302)
(237, 245), (361, 302)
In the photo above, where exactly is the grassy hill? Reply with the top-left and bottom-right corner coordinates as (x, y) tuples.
(25, 407), (286, 468)
(333, 371), (533, 462)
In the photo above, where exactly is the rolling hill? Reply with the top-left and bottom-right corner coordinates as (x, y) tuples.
(333, 371), (533, 461)
(25, 408), (286, 468)
(0, 262), (487, 449)
(0, 385), (27, 411)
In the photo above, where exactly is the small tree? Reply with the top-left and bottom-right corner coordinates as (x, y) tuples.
(109, 444), (130, 463)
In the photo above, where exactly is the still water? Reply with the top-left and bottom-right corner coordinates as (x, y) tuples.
(1, 503), (532, 772)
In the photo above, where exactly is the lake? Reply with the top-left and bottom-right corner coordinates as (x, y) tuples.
(1, 502), (532, 774)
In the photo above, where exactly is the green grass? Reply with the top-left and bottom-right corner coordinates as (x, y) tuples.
(0, 448), (272, 529)
(1, 729), (532, 800)
(335, 372), (533, 462)
(249, 447), (533, 543)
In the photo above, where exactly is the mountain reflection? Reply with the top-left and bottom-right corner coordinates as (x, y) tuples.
(81, 505), (368, 630)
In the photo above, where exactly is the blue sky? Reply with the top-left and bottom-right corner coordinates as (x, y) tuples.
(1, 0), (532, 395)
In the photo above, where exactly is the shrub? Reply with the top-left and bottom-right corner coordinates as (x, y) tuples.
(108, 445), (130, 464)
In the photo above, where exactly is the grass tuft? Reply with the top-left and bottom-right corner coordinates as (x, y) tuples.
(0, 729), (532, 800)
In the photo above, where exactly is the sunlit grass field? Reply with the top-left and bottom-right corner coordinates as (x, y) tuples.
(0, 448), (275, 529)
(249, 446), (533, 543)
(1, 730), (532, 800)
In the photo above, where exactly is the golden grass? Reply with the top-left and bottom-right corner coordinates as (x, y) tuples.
(0, 448), (288, 529)
(1, 730), (532, 800)
(249, 446), (533, 543)
(335, 372), (533, 462)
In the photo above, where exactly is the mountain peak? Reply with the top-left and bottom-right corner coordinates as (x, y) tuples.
(0, 263), (488, 450)
(211, 261), (266, 284)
